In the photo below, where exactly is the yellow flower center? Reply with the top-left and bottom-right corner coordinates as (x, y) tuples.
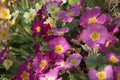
(47, 29), (52, 36)
(71, 59), (77, 65)
(51, 8), (56, 12)
(76, 34), (82, 40)
(21, 71), (29, 80)
(1, 0), (6, 3)
(49, 21), (54, 27)
(3, 59), (13, 70)
(90, 31), (100, 41)
(49, 77), (55, 80)
(96, 71), (106, 80)
(58, 31), (64, 35)
(117, 73), (120, 80)
(0, 31), (7, 38)
(66, 11), (74, 17)
(40, 60), (47, 69)
(109, 56), (118, 63)
(61, 61), (65, 67)
(2, 11), (9, 19)
(27, 62), (31, 70)
(54, 13), (58, 17)
(28, 13), (34, 19)
(55, 45), (64, 54)
(88, 17), (97, 24)
(36, 26), (41, 33)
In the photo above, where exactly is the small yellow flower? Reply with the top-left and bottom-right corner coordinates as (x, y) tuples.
(1, 8), (11, 19)
(23, 8), (36, 23)
(3, 59), (13, 70)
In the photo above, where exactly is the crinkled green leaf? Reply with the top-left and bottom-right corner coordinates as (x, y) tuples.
(86, 54), (106, 70)
(68, 0), (80, 5)
(40, 46), (51, 51)
(86, 0), (97, 7)
(69, 73), (88, 80)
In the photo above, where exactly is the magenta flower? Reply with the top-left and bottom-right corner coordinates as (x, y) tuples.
(106, 52), (119, 64)
(31, 20), (44, 37)
(0, 48), (7, 64)
(88, 65), (113, 80)
(48, 37), (71, 58)
(32, 52), (50, 73)
(113, 66), (120, 80)
(59, 5), (80, 22)
(13, 69), (33, 80)
(51, 27), (70, 36)
(20, 56), (32, 70)
(65, 53), (82, 69)
(80, 7), (109, 27)
(13, 56), (33, 80)
(99, 34), (117, 52)
(82, 23), (108, 48)
(35, 68), (61, 80)
(45, 68), (59, 80)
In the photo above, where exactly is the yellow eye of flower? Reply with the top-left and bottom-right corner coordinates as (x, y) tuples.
(90, 31), (100, 41)
(117, 73), (120, 80)
(28, 13), (34, 19)
(49, 21), (54, 27)
(109, 56), (118, 63)
(70, 59), (77, 65)
(21, 71), (29, 80)
(1, 31), (7, 38)
(40, 60), (47, 69)
(96, 71), (106, 80)
(49, 77), (55, 80)
(1, 9), (11, 19)
(55, 45), (64, 54)
(88, 17), (97, 24)
(3, 59), (13, 70)
(27, 62), (31, 69)
(58, 31), (64, 35)
(47, 29), (52, 36)
(36, 26), (41, 33)
(54, 13), (58, 17)
(51, 8), (56, 12)
(66, 11), (74, 17)
(61, 61), (65, 67)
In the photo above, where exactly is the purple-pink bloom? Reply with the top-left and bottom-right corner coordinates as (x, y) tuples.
(106, 52), (119, 64)
(82, 23), (108, 48)
(45, 68), (59, 80)
(113, 66), (120, 80)
(13, 69), (33, 80)
(48, 37), (71, 58)
(88, 65), (113, 80)
(0, 48), (7, 64)
(20, 56), (32, 70)
(59, 5), (80, 22)
(80, 7), (109, 27)
(65, 53), (82, 69)
(31, 20), (44, 37)
(99, 34), (117, 52)
(32, 52), (50, 73)
(51, 27), (70, 36)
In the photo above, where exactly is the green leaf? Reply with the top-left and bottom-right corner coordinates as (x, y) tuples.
(69, 73), (88, 80)
(86, 54), (106, 70)
(68, 0), (80, 5)
(35, 3), (42, 10)
(0, 21), (3, 26)
(86, 0), (97, 7)
(40, 46), (51, 51)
